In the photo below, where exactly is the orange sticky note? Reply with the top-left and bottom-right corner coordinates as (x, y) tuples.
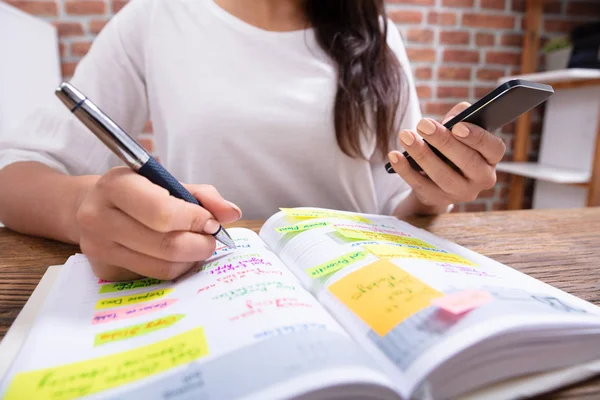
(431, 290), (493, 314)
(328, 259), (443, 336)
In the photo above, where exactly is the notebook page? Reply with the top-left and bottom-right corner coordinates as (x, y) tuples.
(259, 207), (600, 397)
(0, 228), (397, 400)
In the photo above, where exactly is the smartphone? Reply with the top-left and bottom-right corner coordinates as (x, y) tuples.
(385, 79), (554, 174)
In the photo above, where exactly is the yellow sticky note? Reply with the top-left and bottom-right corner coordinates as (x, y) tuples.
(98, 278), (163, 294)
(94, 314), (185, 346)
(306, 250), (369, 278)
(4, 327), (209, 400)
(364, 244), (476, 266)
(279, 208), (371, 223)
(95, 288), (173, 310)
(275, 221), (331, 233)
(336, 228), (433, 248)
(328, 259), (443, 336)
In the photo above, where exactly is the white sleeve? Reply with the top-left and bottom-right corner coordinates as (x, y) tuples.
(0, 0), (152, 176)
(371, 20), (422, 216)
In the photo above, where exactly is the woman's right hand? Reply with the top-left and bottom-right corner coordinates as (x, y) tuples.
(75, 167), (242, 282)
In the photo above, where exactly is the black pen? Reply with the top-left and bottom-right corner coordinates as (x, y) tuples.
(55, 82), (236, 249)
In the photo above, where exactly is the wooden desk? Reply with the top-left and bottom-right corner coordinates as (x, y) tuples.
(1, 208), (600, 398)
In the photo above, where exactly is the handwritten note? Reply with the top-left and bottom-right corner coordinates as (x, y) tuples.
(254, 323), (327, 339)
(95, 288), (173, 310)
(94, 314), (185, 346)
(230, 297), (313, 321)
(328, 260), (443, 336)
(335, 228), (434, 248)
(92, 299), (178, 325)
(212, 281), (296, 301)
(98, 278), (163, 294)
(280, 208), (371, 223)
(275, 221), (331, 233)
(438, 263), (494, 276)
(431, 290), (493, 314)
(202, 256), (272, 275)
(4, 327), (209, 400)
(364, 244), (476, 266)
(306, 250), (369, 278)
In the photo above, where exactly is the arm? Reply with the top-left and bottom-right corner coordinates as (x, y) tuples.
(0, 0), (151, 242)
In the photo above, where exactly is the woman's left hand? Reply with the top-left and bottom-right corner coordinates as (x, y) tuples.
(388, 102), (506, 213)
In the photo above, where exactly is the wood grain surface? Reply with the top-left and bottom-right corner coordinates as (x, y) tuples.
(1, 208), (600, 398)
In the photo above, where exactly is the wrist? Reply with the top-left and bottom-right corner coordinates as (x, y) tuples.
(412, 192), (453, 216)
(63, 175), (99, 244)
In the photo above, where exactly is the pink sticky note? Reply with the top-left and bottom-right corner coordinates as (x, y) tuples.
(431, 290), (493, 314)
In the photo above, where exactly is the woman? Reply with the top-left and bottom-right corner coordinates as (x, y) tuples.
(0, 0), (505, 281)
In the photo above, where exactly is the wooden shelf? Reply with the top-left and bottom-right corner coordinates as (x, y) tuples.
(496, 162), (590, 185)
(499, 69), (600, 90)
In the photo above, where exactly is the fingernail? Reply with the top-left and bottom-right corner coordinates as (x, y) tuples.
(453, 123), (470, 138)
(399, 130), (415, 146)
(204, 219), (220, 234)
(443, 114), (456, 125)
(388, 152), (399, 164)
(417, 118), (436, 135)
(225, 200), (242, 219)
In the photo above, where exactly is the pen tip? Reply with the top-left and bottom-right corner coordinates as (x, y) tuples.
(214, 227), (237, 249)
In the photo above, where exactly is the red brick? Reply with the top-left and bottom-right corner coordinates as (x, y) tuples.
(89, 19), (108, 34)
(428, 11), (457, 25)
(424, 102), (456, 116)
(58, 42), (66, 58)
(416, 85), (432, 99)
(443, 49), (479, 63)
(475, 86), (495, 98)
(499, 33), (523, 47)
(414, 67), (432, 80)
(486, 51), (521, 66)
(496, 172), (510, 183)
(61, 62), (78, 78)
(475, 33), (495, 46)
(65, 1), (106, 15)
(480, 0), (505, 9)
(439, 30), (470, 45)
(388, 10), (424, 24)
(112, 0), (128, 12)
(476, 68), (506, 81)
(53, 21), (85, 37)
(437, 66), (471, 80)
(5, 1), (57, 16)
(501, 122), (516, 134)
(567, 2), (600, 16)
(437, 86), (469, 99)
(464, 203), (487, 212)
(406, 28), (434, 44)
(406, 48), (436, 62)
(139, 138), (154, 153)
(492, 201), (508, 211)
(386, 0), (434, 4)
(462, 13), (515, 29)
(441, 0), (474, 6)
(71, 41), (92, 57)
(143, 120), (153, 133)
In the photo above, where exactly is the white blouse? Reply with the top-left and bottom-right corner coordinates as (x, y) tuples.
(0, 0), (422, 220)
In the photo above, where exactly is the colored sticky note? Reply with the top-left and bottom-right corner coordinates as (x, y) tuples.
(92, 299), (178, 325)
(328, 260), (443, 336)
(431, 290), (493, 314)
(306, 250), (369, 278)
(279, 208), (371, 223)
(98, 278), (163, 294)
(364, 244), (476, 266)
(275, 221), (331, 233)
(336, 228), (433, 248)
(95, 288), (173, 310)
(94, 314), (185, 346)
(4, 327), (209, 400)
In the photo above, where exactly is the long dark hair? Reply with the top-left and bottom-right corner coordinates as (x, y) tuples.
(305, 0), (407, 159)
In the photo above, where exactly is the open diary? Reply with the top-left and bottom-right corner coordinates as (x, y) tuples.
(2, 207), (600, 400)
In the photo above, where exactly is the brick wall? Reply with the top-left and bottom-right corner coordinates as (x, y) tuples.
(6, 0), (600, 212)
